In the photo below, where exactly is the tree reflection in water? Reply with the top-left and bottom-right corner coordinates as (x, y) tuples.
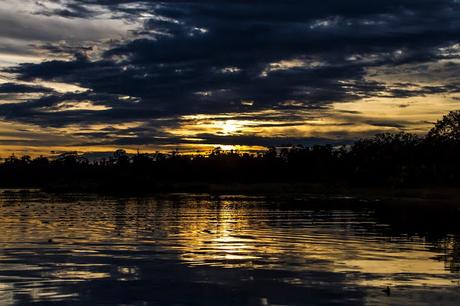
(0, 192), (459, 305)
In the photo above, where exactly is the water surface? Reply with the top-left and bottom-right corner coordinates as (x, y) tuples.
(0, 192), (459, 305)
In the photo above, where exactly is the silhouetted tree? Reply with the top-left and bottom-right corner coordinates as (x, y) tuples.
(114, 149), (130, 167)
(427, 110), (460, 142)
(1, 110), (460, 191)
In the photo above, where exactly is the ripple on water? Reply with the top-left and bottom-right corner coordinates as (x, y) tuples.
(0, 191), (459, 305)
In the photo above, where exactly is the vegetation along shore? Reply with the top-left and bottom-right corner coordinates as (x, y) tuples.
(2, 111), (460, 195)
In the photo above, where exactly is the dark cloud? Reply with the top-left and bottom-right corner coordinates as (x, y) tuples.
(0, 83), (54, 93)
(106, 134), (348, 148)
(36, 2), (98, 19)
(2, 0), (460, 148)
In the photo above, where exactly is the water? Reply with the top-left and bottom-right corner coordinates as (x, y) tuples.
(0, 191), (459, 305)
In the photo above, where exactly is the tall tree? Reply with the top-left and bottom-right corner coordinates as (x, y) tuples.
(427, 110), (460, 142)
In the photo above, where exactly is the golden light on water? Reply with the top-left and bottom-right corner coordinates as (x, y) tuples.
(0, 195), (457, 288)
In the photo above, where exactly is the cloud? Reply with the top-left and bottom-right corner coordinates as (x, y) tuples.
(2, 0), (460, 150)
(0, 83), (54, 93)
(0, 5), (129, 43)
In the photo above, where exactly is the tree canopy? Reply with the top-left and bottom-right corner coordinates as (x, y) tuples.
(427, 110), (460, 142)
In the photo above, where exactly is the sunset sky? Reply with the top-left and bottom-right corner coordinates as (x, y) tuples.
(1, 0), (460, 156)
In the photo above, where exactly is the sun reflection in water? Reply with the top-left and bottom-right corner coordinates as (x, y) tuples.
(0, 193), (459, 305)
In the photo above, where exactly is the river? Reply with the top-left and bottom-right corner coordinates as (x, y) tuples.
(0, 191), (459, 305)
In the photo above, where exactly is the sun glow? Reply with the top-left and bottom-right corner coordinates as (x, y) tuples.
(218, 120), (242, 135)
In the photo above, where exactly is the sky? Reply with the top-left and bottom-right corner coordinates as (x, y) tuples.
(1, 0), (460, 156)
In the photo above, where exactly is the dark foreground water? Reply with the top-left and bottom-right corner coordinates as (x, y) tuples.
(0, 191), (459, 305)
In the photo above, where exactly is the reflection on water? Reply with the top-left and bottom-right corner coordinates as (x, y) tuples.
(0, 192), (459, 305)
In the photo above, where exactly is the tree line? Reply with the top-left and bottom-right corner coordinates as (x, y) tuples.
(2, 110), (460, 192)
